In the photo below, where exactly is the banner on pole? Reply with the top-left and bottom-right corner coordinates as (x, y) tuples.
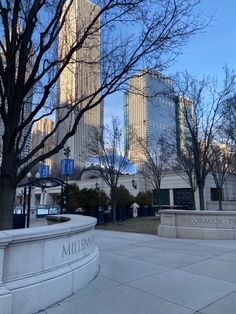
(61, 159), (74, 177)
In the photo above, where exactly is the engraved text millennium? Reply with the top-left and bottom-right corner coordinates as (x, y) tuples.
(62, 235), (93, 257)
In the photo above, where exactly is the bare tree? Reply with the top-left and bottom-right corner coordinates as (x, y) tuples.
(173, 143), (197, 209)
(0, 0), (207, 229)
(138, 136), (172, 208)
(174, 69), (236, 210)
(222, 95), (236, 151)
(86, 117), (133, 223)
(208, 138), (234, 210)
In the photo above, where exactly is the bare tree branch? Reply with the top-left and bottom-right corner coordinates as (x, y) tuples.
(0, 0), (208, 229)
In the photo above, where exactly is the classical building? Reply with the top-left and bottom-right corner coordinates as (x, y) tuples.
(124, 70), (176, 164)
(20, 170), (236, 212)
(54, 0), (103, 170)
(31, 118), (55, 170)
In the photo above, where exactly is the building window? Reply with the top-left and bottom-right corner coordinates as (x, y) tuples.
(153, 189), (170, 205)
(211, 188), (223, 201)
(173, 188), (193, 209)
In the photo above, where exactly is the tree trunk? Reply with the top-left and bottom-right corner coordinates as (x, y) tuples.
(218, 187), (223, 211)
(0, 132), (18, 230)
(198, 186), (205, 211)
(0, 176), (17, 230)
(154, 189), (161, 210)
(110, 187), (116, 224)
(192, 190), (196, 210)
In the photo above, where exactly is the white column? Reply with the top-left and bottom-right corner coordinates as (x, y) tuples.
(43, 191), (47, 206)
(194, 189), (200, 211)
(45, 192), (53, 205)
(39, 191), (44, 206)
(30, 188), (36, 209)
(169, 189), (174, 207)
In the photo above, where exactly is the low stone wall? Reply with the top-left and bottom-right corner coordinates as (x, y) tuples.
(0, 215), (99, 314)
(158, 210), (236, 240)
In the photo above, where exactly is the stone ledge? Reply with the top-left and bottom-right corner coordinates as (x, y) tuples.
(0, 214), (99, 314)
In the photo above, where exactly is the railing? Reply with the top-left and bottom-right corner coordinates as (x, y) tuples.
(13, 206), (24, 214)
(36, 205), (60, 217)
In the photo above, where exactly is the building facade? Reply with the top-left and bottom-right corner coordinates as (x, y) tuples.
(31, 118), (55, 170)
(175, 96), (194, 152)
(54, 0), (103, 170)
(124, 71), (176, 164)
(21, 170), (236, 212)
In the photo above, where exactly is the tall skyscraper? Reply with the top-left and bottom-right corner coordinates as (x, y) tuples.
(124, 70), (176, 164)
(175, 96), (194, 152)
(55, 0), (103, 170)
(32, 118), (55, 171)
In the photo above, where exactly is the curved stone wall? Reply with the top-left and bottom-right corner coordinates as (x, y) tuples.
(0, 215), (99, 314)
(158, 210), (236, 240)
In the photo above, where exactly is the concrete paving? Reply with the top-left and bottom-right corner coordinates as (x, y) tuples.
(39, 230), (236, 314)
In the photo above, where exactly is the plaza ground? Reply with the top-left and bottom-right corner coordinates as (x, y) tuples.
(39, 229), (236, 314)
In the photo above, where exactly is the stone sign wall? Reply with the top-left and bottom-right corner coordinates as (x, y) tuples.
(158, 210), (236, 240)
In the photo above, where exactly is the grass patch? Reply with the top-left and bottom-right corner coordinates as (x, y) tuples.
(96, 216), (160, 235)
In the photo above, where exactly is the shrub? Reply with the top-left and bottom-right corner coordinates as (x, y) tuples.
(135, 191), (153, 208)
(79, 188), (109, 212)
(115, 185), (134, 209)
(64, 184), (80, 211)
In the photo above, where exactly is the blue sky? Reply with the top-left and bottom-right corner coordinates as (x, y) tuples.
(104, 0), (236, 125)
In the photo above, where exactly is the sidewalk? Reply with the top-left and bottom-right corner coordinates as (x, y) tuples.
(39, 230), (236, 314)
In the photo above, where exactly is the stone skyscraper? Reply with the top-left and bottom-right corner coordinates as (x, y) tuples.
(55, 0), (103, 171)
(175, 96), (193, 153)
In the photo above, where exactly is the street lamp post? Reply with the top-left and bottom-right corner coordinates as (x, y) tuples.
(22, 185), (27, 219)
(60, 146), (74, 213)
(95, 182), (105, 225)
(60, 185), (64, 215)
(95, 182), (100, 190)
(26, 172), (32, 228)
(132, 179), (137, 189)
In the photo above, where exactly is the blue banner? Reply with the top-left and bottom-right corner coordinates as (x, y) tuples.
(39, 164), (50, 178)
(61, 159), (74, 177)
